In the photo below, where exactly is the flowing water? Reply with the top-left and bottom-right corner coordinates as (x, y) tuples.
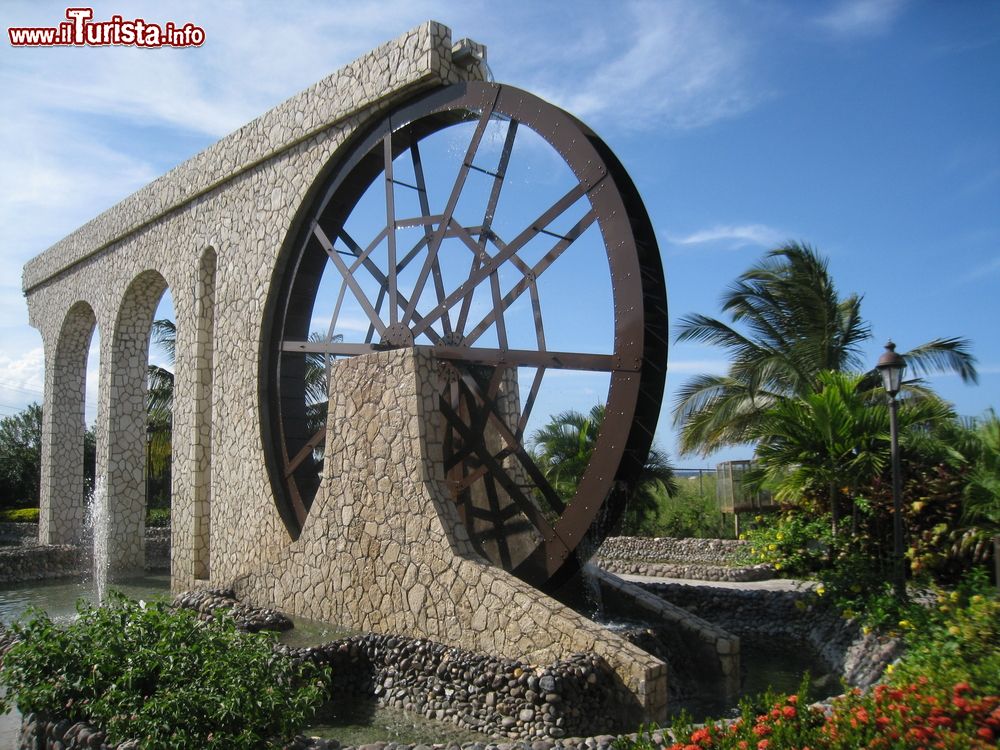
(85, 478), (110, 604)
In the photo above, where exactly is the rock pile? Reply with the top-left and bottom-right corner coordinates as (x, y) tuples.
(172, 587), (293, 632)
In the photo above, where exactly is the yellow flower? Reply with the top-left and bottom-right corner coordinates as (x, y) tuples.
(886, 664), (895, 674)
(776, 532), (784, 541)
(898, 619), (912, 629)
(768, 543), (777, 551)
(862, 625), (872, 635)
(816, 585), (826, 597)
(948, 625), (961, 636)
(774, 562), (782, 570)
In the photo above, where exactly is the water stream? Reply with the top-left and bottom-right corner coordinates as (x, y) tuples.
(85, 478), (110, 605)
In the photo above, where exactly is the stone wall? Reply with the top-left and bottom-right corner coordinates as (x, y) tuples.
(0, 527), (170, 582)
(0, 545), (83, 585)
(595, 536), (774, 581)
(0, 523), (39, 547)
(239, 348), (667, 722)
(285, 634), (634, 738)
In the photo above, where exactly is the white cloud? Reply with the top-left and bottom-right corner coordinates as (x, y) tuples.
(958, 255), (1000, 284)
(0, 348), (45, 403)
(816, 0), (907, 37)
(668, 224), (787, 250)
(512, 1), (767, 131)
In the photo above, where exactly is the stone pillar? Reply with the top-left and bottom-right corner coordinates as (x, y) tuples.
(38, 303), (95, 546)
(241, 348), (667, 722)
(102, 272), (166, 576)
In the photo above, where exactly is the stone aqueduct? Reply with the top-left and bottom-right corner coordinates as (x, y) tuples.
(22, 23), (678, 719)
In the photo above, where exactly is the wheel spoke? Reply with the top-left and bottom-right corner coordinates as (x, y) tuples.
(440, 393), (557, 541)
(383, 133), (399, 325)
(464, 209), (596, 347)
(457, 371), (566, 516)
(313, 224), (388, 338)
(411, 141), (452, 337)
(402, 93), (499, 328)
(410, 180), (594, 339)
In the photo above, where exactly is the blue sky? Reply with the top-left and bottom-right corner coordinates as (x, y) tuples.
(1, 0), (998, 468)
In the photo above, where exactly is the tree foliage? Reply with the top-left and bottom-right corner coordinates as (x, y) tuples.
(0, 403), (42, 506)
(672, 242), (978, 456)
(530, 405), (678, 534)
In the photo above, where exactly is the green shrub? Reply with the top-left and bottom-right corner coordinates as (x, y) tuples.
(889, 571), (1000, 695)
(146, 507), (170, 527)
(0, 507), (39, 522)
(0, 593), (328, 749)
(741, 512), (834, 575)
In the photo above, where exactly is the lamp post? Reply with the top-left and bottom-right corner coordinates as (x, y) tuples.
(876, 340), (907, 599)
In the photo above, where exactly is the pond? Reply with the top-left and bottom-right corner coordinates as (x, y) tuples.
(0, 576), (494, 749)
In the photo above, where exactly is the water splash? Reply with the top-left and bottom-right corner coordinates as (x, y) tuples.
(85, 477), (110, 604)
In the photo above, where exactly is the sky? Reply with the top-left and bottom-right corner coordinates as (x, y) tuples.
(1, 0), (998, 469)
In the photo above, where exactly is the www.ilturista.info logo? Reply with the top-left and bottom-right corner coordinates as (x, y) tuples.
(8, 7), (205, 48)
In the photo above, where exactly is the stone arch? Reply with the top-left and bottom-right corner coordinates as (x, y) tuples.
(39, 301), (97, 545)
(191, 246), (217, 580)
(102, 270), (168, 575)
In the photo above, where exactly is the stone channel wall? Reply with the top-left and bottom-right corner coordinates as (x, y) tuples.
(595, 536), (775, 582)
(0, 526), (171, 583)
(0, 545), (83, 585)
(0, 523), (39, 547)
(642, 582), (902, 690)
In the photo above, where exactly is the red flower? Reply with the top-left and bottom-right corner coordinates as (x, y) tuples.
(690, 728), (711, 745)
(757, 741), (770, 750)
(782, 705), (797, 719)
(752, 724), (771, 738)
(977, 726), (994, 741)
(953, 682), (972, 695)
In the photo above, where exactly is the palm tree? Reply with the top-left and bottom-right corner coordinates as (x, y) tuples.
(531, 405), (677, 532)
(146, 320), (175, 477)
(673, 243), (978, 455)
(748, 370), (955, 532)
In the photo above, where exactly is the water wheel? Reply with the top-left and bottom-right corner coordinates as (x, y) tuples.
(263, 82), (667, 589)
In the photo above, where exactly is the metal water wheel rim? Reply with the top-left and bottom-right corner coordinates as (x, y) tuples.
(262, 81), (667, 589)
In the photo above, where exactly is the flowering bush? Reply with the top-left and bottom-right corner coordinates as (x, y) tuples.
(616, 586), (1000, 750)
(621, 681), (997, 750)
(740, 513), (834, 576)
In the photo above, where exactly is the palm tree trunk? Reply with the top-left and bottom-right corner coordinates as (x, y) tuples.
(830, 478), (839, 536)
